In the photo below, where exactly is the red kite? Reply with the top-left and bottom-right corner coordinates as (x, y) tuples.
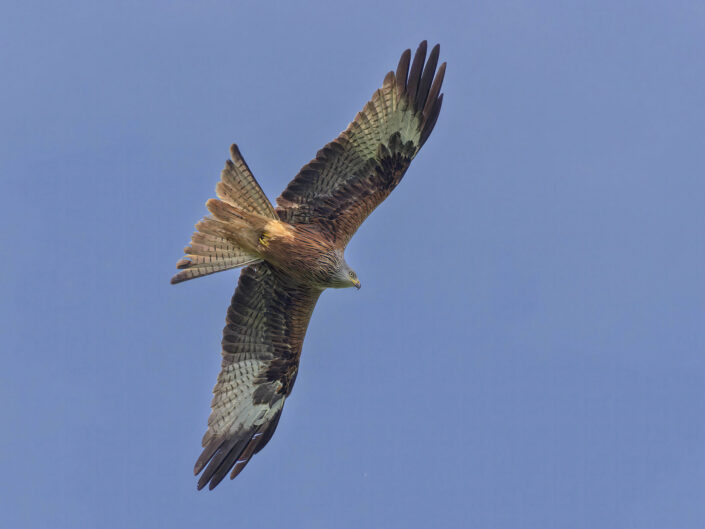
(173, 41), (446, 489)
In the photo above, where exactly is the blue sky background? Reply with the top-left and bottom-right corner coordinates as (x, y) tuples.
(2, 1), (704, 527)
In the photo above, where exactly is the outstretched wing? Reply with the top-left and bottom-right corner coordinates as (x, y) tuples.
(276, 41), (446, 245)
(194, 263), (321, 490)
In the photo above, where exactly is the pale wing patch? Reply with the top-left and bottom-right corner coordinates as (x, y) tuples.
(207, 358), (270, 434)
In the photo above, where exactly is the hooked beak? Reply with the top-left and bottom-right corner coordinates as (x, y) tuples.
(352, 279), (361, 290)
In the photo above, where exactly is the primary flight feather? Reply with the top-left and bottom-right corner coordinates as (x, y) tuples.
(172, 41), (446, 490)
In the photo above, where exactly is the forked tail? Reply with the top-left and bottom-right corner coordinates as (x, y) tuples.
(171, 144), (278, 284)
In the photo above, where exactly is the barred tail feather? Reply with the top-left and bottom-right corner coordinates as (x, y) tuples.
(172, 145), (277, 284)
(217, 144), (277, 219)
(171, 227), (261, 284)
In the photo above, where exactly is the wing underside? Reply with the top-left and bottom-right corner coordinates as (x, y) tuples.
(194, 263), (320, 490)
(276, 41), (446, 244)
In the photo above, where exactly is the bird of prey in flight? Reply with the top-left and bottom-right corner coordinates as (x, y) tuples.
(172, 41), (446, 490)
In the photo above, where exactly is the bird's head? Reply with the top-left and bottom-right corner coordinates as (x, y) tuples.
(332, 261), (361, 290)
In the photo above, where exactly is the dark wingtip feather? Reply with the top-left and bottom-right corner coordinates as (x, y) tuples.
(416, 44), (440, 112)
(406, 41), (428, 108)
(207, 456), (237, 490)
(396, 48), (411, 96)
(229, 436), (261, 480)
(196, 436), (245, 490)
(423, 61), (446, 119)
(194, 437), (222, 476)
(194, 408), (285, 490)
(253, 409), (282, 454)
(420, 93), (443, 147)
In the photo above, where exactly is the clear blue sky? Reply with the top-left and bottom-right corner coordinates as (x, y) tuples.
(2, 1), (704, 527)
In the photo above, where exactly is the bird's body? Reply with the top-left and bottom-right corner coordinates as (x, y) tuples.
(172, 41), (446, 489)
(258, 222), (349, 289)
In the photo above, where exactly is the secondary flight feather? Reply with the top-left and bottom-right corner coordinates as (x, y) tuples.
(172, 41), (446, 489)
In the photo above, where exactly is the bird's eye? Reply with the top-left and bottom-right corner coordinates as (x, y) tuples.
(348, 271), (355, 278)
